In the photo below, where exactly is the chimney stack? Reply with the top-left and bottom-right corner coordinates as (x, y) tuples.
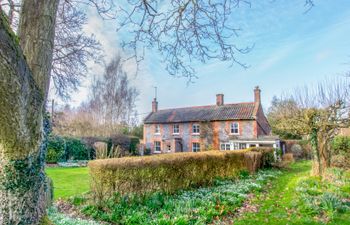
(152, 98), (158, 112)
(216, 94), (224, 106)
(254, 86), (261, 104)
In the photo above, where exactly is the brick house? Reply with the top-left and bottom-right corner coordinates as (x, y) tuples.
(143, 87), (280, 154)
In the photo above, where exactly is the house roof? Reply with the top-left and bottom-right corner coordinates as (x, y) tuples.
(144, 102), (256, 124)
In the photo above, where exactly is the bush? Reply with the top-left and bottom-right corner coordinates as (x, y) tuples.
(284, 140), (311, 160)
(88, 148), (274, 202)
(46, 135), (65, 163)
(64, 137), (91, 160)
(46, 136), (94, 163)
(282, 153), (294, 162)
(331, 136), (350, 169)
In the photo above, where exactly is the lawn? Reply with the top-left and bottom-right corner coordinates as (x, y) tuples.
(234, 161), (350, 225)
(73, 168), (282, 224)
(46, 167), (89, 200)
(46, 161), (350, 224)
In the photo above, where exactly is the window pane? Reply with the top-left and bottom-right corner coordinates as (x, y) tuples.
(192, 124), (200, 133)
(173, 124), (179, 133)
(220, 144), (225, 150)
(239, 143), (246, 149)
(230, 122), (239, 134)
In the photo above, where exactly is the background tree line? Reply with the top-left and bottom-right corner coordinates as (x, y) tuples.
(267, 78), (350, 175)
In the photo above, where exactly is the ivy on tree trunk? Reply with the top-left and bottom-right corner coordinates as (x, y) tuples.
(0, 0), (59, 223)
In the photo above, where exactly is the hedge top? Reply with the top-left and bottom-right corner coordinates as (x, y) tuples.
(88, 149), (253, 170)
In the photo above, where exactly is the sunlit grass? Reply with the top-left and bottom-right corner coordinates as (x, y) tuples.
(46, 167), (89, 200)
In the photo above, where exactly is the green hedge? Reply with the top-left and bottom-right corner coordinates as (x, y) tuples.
(88, 148), (274, 202)
(46, 135), (94, 163)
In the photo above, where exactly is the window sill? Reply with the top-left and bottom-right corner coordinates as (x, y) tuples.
(154, 151), (162, 154)
(192, 133), (200, 135)
(229, 133), (239, 136)
(154, 133), (161, 136)
(172, 133), (180, 135)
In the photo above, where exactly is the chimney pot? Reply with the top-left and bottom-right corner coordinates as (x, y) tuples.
(216, 94), (224, 106)
(152, 98), (158, 112)
(254, 86), (261, 104)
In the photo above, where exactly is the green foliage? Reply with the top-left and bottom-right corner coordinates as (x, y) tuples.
(46, 135), (65, 163)
(129, 125), (143, 139)
(332, 136), (350, 155)
(331, 136), (350, 169)
(75, 169), (281, 224)
(235, 161), (350, 224)
(129, 137), (140, 155)
(88, 148), (274, 201)
(46, 136), (94, 163)
(267, 96), (302, 139)
(64, 137), (90, 160)
(296, 167), (350, 220)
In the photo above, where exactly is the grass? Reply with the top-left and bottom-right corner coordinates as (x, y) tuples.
(234, 161), (350, 225)
(46, 167), (89, 200)
(46, 161), (350, 224)
(72, 169), (282, 224)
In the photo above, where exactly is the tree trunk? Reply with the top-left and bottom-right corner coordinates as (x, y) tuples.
(18, 0), (59, 100)
(310, 128), (322, 176)
(0, 0), (59, 223)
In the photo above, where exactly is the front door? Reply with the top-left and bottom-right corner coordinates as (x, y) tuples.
(175, 139), (183, 152)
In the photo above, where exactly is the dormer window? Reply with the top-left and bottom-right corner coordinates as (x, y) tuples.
(173, 124), (180, 134)
(192, 124), (200, 134)
(230, 122), (239, 135)
(155, 124), (160, 134)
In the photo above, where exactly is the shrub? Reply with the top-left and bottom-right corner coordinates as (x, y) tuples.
(46, 135), (65, 163)
(250, 147), (275, 167)
(331, 136), (350, 169)
(64, 137), (91, 160)
(88, 148), (274, 202)
(282, 153), (294, 162)
(331, 136), (350, 155)
(285, 140), (311, 160)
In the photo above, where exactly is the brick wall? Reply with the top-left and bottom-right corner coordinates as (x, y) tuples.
(144, 120), (258, 152)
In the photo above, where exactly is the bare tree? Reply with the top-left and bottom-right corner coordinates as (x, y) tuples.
(117, 0), (252, 80)
(52, 1), (102, 99)
(88, 55), (139, 136)
(270, 78), (350, 176)
(0, 0), (318, 223)
(1, 0), (103, 99)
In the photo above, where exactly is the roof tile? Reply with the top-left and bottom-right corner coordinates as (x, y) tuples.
(144, 102), (256, 123)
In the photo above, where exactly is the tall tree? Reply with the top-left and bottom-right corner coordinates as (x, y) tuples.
(0, 0), (317, 223)
(0, 0), (59, 223)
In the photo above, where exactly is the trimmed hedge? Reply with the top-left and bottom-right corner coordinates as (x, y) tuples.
(88, 148), (274, 201)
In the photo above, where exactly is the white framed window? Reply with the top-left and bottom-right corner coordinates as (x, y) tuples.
(154, 124), (160, 134)
(220, 143), (231, 150)
(192, 142), (200, 152)
(230, 122), (239, 135)
(239, 143), (247, 149)
(154, 141), (161, 153)
(233, 142), (239, 150)
(192, 124), (200, 134)
(173, 124), (180, 134)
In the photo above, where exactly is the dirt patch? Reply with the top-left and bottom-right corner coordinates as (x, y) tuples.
(211, 193), (260, 225)
(55, 200), (108, 224)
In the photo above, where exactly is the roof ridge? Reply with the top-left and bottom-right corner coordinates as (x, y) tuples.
(156, 102), (255, 112)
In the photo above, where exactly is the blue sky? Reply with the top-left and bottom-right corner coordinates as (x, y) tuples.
(60, 0), (350, 121)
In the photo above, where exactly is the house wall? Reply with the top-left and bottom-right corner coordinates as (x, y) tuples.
(255, 106), (271, 136)
(143, 120), (257, 153)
